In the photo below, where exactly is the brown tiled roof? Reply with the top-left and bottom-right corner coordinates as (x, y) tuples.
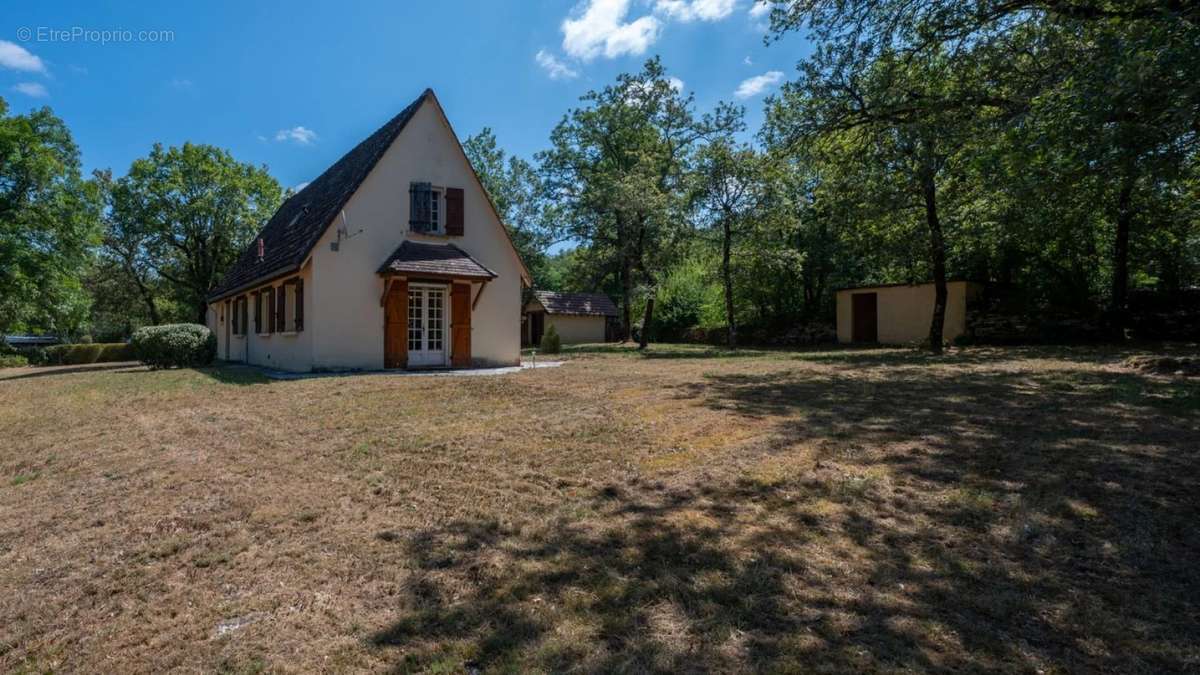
(533, 291), (618, 316)
(207, 89), (432, 301)
(377, 241), (497, 279)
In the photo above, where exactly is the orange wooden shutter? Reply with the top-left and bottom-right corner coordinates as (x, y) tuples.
(384, 279), (408, 368)
(450, 283), (471, 367)
(445, 187), (464, 236)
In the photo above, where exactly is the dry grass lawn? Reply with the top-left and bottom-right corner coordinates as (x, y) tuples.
(1, 344), (1198, 673)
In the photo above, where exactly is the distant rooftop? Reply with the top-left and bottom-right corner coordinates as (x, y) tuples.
(532, 291), (618, 317)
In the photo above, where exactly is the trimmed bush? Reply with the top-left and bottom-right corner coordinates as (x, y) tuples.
(0, 354), (29, 368)
(539, 323), (562, 354)
(41, 343), (133, 366)
(130, 324), (216, 368)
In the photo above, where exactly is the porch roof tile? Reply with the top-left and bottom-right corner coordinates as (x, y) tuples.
(377, 241), (497, 279)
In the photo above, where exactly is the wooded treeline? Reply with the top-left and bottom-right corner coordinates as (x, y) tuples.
(492, 0), (1199, 350)
(1, 98), (282, 340)
(2, 0), (1196, 350)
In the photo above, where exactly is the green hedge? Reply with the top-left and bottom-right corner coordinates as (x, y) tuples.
(130, 323), (216, 368)
(0, 354), (29, 368)
(40, 343), (133, 366)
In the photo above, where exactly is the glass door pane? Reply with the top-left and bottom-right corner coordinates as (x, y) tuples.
(408, 289), (423, 352)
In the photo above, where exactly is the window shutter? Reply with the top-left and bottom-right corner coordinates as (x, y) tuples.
(254, 292), (261, 334)
(295, 279), (304, 331)
(240, 297), (248, 336)
(277, 286), (286, 332)
(445, 187), (464, 236)
(267, 286), (276, 333)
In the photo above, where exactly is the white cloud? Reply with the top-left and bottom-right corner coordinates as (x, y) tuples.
(293, 181), (311, 192)
(562, 0), (662, 61)
(743, 55), (753, 65)
(734, 70), (783, 98)
(535, 49), (580, 80)
(655, 0), (738, 22)
(169, 77), (193, 89)
(0, 40), (46, 74)
(748, 0), (771, 18)
(667, 76), (685, 93)
(12, 82), (48, 98)
(275, 126), (317, 145)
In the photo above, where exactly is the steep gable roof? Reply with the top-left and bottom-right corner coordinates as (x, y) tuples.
(208, 90), (432, 300)
(532, 291), (618, 317)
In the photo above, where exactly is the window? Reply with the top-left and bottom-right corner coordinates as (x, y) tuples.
(408, 288), (423, 351)
(275, 279), (305, 333)
(427, 290), (443, 351)
(409, 182), (443, 234)
(256, 288), (274, 334)
(233, 296), (248, 336)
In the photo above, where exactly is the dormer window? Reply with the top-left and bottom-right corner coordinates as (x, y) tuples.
(409, 182), (443, 234)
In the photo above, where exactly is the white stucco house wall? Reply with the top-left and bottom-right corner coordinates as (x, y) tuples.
(206, 89), (529, 372)
(523, 291), (618, 345)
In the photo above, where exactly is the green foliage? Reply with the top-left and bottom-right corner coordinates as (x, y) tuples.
(462, 128), (554, 287)
(653, 256), (724, 341)
(0, 98), (103, 336)
(762, 0), (1200, 337)
(538, 323), (562, 354)
(0, 354), (28, 368)
(40, 343), (132, 366)
(110, 143), (283, 324)
(537, 57), (743, 344)
(130, 323), (216, 368)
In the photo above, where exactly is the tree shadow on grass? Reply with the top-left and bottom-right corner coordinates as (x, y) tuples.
(0, 362), (144, 382)
(191, 365), (273, 385)
(370, 353), (1199, 673)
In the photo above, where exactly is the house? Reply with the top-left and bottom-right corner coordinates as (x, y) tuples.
(205, 89), (530, 372)
(524, 291), (618, 345)
(836, 281), (983, 344)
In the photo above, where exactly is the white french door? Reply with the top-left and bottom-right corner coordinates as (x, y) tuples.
(407, 285), (447, 367)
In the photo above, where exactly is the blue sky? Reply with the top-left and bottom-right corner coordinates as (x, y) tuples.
(2, 1), (811, 191)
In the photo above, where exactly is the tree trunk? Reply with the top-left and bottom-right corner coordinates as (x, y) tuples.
(126, 265), (161, 325)
(621, 254), (633, 342)
(1111, 175), (1135, 339)
(638, 292), (655, 350)
(922, 172), (947, 355)
(196, 301), (208, 326)
(722, 216), (736, 348)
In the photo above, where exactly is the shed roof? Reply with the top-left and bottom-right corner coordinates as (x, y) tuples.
(532, 291), (618, 317)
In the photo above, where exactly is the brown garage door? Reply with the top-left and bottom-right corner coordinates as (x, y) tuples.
(852, 292), (878, 343)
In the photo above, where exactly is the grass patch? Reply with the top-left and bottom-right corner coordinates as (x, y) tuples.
(9, 472), (39, 487)
(0, 343), (1196, 672)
